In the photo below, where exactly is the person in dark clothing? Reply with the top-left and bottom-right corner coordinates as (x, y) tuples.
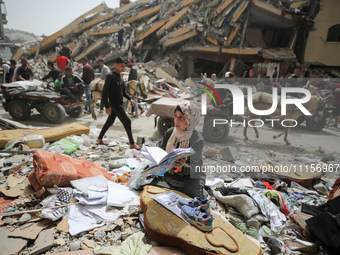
(61, 67), (85, 101)
(81, 57), (94, 113)
(60, 41), (72, 60)
(272, 67), (278, 79)
(118, 28), (124, 47)
(16, 58), (33, 81)
(127, 58), (137, 81)
(41, 61), (62, 82)
(150, 101), (206, 199)
(97, 57), (140, 150)
(8, 59), (16, 83)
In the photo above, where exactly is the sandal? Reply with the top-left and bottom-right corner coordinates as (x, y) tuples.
(96, 139), (108, 145)
(130, 144), (141, 150)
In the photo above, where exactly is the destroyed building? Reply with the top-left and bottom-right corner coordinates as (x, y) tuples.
(7, 0), (338, 81)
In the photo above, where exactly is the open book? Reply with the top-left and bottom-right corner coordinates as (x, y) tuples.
(141, 146), (195, 176)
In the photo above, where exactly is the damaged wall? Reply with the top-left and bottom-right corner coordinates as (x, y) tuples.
(304, 0), (340, 66)
(20, 0), (316, 80)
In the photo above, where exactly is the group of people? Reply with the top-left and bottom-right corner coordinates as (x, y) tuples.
(0, 57), (33, 83)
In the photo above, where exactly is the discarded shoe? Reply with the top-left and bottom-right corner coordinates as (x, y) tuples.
(181, 205), (213, 232)
(179, 197), (211, 213)
(263, 235), (282, 255)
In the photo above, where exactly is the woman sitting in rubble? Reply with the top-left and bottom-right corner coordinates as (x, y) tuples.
(150, 100), (207, 199)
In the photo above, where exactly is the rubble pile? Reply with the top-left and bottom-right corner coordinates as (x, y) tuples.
(0, 120), (339, 254)
(9, 0), (322, 80)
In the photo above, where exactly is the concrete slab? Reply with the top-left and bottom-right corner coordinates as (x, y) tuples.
(30, 227), (55, 255)
(0, 227), (28, 255)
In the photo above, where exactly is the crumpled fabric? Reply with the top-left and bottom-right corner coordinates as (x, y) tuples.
(213, 191), (260, 219)
(94, 232), (152, 255)
(248, 190), (286, 234)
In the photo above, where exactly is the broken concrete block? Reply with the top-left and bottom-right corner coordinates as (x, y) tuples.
(204, 149), (218, 158)
(73, 14), (114, 35)
(90, 28), (120, 36)
(18, 213), (32, 223)
(11, 48), (25, 62)
(109, 159), (127, 169)
(125, 1), (171, 23)
(164, 31), (198, 48)
(74, 40), (105, 62)
(9, 220), (51, 240)
(163, 64), (178, 77)
(29, 3), (108, 54)
(155, 68), (189, 93)
(230, 1), (249, 25)
(70, 241), (82, 251)
(30, 227), (55, 255)
(0, 227), (28, 255)
(138, 20), (168, 41)
(219, 146), (239, 162)
(159, 7), (191, 33)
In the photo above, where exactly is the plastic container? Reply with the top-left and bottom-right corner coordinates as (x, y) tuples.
(23, 135), (45, 148)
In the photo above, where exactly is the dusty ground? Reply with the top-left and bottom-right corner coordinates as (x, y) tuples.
(1, 105), (338, 154)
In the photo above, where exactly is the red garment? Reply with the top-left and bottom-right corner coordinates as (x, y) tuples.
(262, 181), (273, 190)
(333, 84), (340, 105)
(56, 55), (69, 70)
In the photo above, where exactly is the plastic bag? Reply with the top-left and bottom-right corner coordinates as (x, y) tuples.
(88, 120), (101, 139)
(47, 145), (65, 154)
(128, 162), (154, 190)
(49, 137), (79, 155)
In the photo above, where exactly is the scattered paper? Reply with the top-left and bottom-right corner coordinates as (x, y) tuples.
(152, 191), (189, 224)
(66, 204), (105, 236)
(107, 181), (139, 207)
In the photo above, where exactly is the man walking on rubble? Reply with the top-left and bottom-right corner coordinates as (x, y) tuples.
(96, 57), (140, 150)
(81, 57), (95, 114)
(97, 58), (110, 113)
(61, 66), (85, 102)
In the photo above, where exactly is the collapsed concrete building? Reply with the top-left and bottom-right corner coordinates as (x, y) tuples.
(10, 0), (340, 80)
